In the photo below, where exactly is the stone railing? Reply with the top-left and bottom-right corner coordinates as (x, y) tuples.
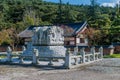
(0, 46), (103, 69)
(0, 46), (22, 62)
(64, 47), (103, 69)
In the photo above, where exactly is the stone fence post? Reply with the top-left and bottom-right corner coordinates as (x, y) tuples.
(65, 48), (71, 69)
(80, 48), (85, 63)
(99, 47), (103, 59)
(22, 46), (26, 52)
(19, 46), (26, 64)
(73, 46), (78, 55)
(32, 48), (39, 65)
(7, 46), (12, 62)
(91, 47), (95, 61)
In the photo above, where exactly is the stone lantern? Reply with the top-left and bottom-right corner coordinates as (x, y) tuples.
(108, 45), (114, 55)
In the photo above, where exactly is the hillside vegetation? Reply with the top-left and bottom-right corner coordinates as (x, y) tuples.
(0, 0), (120, 48)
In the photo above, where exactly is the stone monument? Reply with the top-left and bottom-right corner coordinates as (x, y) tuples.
(21, 26), (66, 58)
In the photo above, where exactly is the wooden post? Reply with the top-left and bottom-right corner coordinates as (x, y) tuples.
(7, 46), (12, 62)
(65, 48), (71, 69)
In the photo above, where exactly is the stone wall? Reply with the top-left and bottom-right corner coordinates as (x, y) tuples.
(114, 45), (120, 53)
(103, 48), (114, 55)
(0, 46), (7, 52)
(67, 45), (120, 55)
(0, 46), (22, 52)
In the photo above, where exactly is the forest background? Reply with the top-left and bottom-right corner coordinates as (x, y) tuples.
(0, 0), (120, 49)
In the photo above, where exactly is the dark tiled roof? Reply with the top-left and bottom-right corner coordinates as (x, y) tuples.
(27, 25), (35, 30)
(65, 21), (86, 33)
(61, 21), (87, 36)
(18, 29), (33, 38)
(112, 43), (120, 46)
(18, 21), (87, 38)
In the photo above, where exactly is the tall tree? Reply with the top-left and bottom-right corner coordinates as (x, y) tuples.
(87, 0), (100, 28)
(55, 0), (63, 24)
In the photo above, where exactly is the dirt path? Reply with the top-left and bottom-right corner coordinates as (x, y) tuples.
(0, 58), (120, 80)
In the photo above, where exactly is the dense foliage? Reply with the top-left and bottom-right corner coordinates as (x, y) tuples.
(0, 0), (120, 47)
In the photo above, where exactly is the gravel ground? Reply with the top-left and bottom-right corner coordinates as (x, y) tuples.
(0, 58), (120, 80)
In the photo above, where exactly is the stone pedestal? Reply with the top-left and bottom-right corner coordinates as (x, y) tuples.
(37, 46), (66, 57)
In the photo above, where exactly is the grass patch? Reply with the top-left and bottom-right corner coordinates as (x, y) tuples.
(104, 54), (120, 58)
(0, 56), (6, 58)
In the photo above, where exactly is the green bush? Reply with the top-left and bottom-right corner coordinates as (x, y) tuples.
(104, 54), (120, 58)
(0, 55), (6, 58)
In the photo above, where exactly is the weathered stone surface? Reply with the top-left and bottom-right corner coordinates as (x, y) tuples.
(32, 26), (64, 45)
(21, 26), (66, 57)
